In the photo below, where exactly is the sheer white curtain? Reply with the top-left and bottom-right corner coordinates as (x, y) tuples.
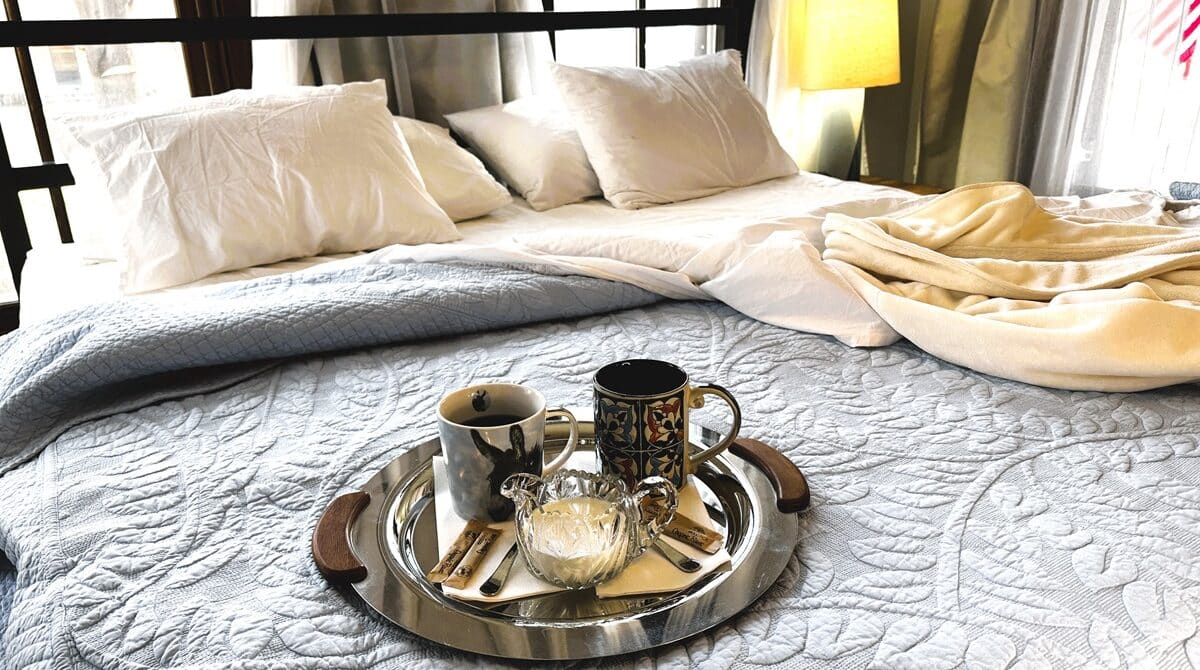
(746, 0), (863, 178)
(1032, 0), (1200, 195)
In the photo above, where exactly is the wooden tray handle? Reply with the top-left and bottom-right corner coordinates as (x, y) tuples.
(312, 490), (370, 584)
(730, 438), (810, 513)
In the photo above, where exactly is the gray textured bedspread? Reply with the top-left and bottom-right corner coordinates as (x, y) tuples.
(1, 261), (1199, 669)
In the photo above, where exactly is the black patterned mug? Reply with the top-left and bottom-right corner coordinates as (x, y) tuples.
(593, 359), (741, 489)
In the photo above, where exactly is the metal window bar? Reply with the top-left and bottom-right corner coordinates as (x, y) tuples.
(0, 3), (755, 333)
(638, 0), (647, 68)
(2, 0), (72, 244)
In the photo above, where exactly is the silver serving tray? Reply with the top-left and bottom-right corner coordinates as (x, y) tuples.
(313, 413), (804, 661)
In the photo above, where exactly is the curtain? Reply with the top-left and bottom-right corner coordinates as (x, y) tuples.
(746, 0), (864, 177)
(1031, 0), (1200, 196)
(175, 0), (253, 96)
(250, 0), (553, 124)
(864, 0), (1200, 196)
(861, 0), (1062, 191)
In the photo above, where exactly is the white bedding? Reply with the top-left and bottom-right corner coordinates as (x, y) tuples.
(28, 172), (1195, 392)
(369, 182), (1200, 390)
(19, 248), (360, 325)
(19, 172), (907, 325)
(57, 81), (459, 293)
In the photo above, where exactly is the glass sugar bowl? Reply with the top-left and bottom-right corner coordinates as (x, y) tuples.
(501, 469), (677, 590)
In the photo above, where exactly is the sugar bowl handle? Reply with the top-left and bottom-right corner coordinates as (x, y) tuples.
(632, 476), (678, 551)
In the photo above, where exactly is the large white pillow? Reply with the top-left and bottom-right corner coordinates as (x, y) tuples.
(58, 80), (459, 293)
(445, 97), (601, 211)
(551, 50), (797, 210)
(394, 116), (511, 221)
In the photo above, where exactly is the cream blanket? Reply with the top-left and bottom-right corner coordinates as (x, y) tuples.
(822, 182), (1200, 391)
(368, 182), (1199, 392)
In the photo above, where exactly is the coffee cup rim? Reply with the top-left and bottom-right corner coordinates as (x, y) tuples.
(593, 359), (689, 399)
(437, 382), (545, 429)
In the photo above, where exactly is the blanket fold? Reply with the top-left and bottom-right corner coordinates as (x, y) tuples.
(361, 183), (1200, 390)
(0, 263), (660, 475)
(823, 182), (1200, 390)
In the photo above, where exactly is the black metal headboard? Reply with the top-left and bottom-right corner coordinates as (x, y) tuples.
(0, 0), (756, 333)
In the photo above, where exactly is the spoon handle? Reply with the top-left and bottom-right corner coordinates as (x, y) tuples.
(480, 544), (520, 596)
(652, 538), (702, 573)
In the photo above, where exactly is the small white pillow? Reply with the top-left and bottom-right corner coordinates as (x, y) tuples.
(58, 80), (459, 293)
(551, 50), (797, 210)
(394, 116), (511, 221)
(445, 97), (601, 211)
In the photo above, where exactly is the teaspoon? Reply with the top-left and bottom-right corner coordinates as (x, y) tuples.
(652, 538), (701, 573)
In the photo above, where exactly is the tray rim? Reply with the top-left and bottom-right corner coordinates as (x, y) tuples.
(343, 412), (800, 660)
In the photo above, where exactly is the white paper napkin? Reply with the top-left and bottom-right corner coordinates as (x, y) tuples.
(432, 455), (732, 603)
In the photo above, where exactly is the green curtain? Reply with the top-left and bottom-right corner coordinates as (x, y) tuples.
(863, 0), (1060, 190)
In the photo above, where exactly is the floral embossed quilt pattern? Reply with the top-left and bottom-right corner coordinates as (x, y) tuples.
(2, 296), (1200, 668)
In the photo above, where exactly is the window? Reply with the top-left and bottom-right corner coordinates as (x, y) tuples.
(47, 46), (81, 86)
(0, 0), (191, 299)
(1067, 0), (1200, 194)
(552, 0), (717, 68)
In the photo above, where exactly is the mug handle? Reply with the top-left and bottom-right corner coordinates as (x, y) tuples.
(542, 408), (579, 474)
(685, 384), (742, 470)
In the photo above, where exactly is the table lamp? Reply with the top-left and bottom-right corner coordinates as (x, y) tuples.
(789, 0), (900, 179)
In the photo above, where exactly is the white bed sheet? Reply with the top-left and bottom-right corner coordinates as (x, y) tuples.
(18, 172), (907, 325)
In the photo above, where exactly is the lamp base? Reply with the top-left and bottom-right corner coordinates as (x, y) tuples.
(781, 88), (864, 181)
(848, 132), (862, 181)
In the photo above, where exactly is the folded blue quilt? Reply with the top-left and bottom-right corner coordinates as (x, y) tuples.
(0, 262), (660, 475)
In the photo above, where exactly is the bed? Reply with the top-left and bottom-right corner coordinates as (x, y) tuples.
(3, 6), (1200, 670)
(16, 173), (904, 325)
(6, 230), (1200, 669)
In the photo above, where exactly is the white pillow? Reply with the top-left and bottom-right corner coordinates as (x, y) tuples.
(57, 80), (459, 293)
(551, 50), (798, 210)
(445, 97), (601, 211)
(394, 116), (511, 221)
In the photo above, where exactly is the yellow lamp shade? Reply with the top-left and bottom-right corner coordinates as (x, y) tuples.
(789, 0), (901, 90)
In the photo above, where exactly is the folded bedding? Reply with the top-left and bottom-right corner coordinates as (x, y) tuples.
(382, 181), (1200, 391)
(0, 557), (11, 668)
(822, 182), (1200, 390)
(2, 260), (1200, 668)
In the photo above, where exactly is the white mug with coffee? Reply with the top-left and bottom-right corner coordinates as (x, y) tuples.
(437, 383), (579, 521)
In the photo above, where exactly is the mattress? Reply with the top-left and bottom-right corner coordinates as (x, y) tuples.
(17, 173), (906, 325)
